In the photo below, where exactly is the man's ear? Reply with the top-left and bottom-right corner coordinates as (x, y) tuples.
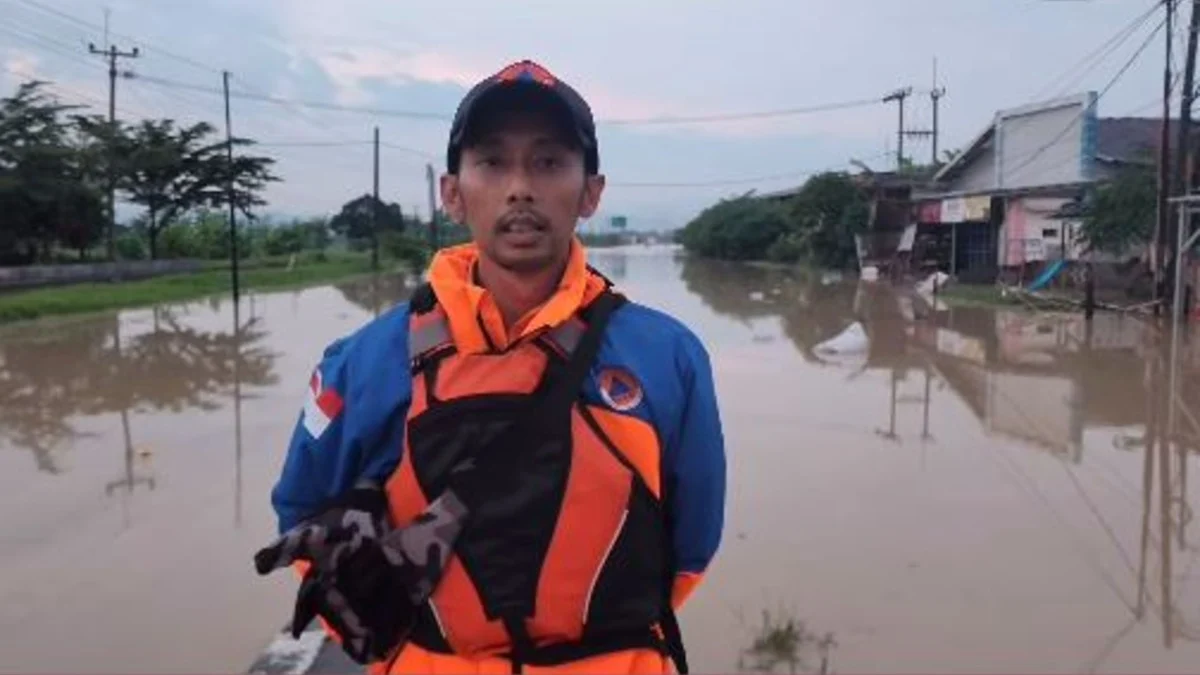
(440, 174), (465, 224)
(579, 174), (606, 219)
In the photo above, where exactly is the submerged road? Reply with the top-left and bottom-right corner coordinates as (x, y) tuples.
(1, 245), (1198, 673)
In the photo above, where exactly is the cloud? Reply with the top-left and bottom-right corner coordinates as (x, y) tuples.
(3, 0), (1173, 227)
(2, 49), (41, 87)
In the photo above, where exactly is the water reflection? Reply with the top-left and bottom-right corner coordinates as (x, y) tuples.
(334, 273), (417, 317)
(0, 248), (1196, 672)
(0, 305), (279, 478)
(678, 254), (1199, 663)
(678, 256), (913, 371)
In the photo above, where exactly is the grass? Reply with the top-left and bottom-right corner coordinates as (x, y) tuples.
(936, 284), (1028, 308)
(737, 609), (837, 675)
(0, 254), (399, 325)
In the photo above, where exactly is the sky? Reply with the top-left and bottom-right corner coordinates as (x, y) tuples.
(0, 0), (1182, 231)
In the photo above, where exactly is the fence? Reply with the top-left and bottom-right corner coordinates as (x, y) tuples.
(0, 260), (206, 291)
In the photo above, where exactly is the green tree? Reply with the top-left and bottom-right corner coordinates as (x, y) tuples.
(329, 194), (407, 249)
(679, 193), (791, 260)
(678, 172), (870, 268)
(0, 81), (105, 263)
(115, 119), (277, 259)
(1080, 164), (1154, 255)
(788, 171), (870, 269)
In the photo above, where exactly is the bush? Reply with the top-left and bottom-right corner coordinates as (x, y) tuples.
(115, 233), (147, 260)
(679, 195), (792, 261)
(681, 172), (870, 269)
(381, 231), (432, 270)
(766, 232), (806, 263)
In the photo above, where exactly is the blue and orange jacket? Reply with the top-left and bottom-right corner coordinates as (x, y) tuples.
(270, 239), (726, 672)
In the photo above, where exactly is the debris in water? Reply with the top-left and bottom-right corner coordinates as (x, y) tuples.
(916, 271), (951, 296)
(814, 322), (869, 354)
(820, 271), (844, 286)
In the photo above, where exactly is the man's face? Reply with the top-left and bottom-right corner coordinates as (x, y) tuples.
(441, 102), (604, 274)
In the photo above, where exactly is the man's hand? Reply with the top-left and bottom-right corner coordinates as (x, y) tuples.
(254, 480), (388, 577)
(254, 483), (470, 664)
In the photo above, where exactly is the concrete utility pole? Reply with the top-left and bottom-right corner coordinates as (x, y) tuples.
(1155, 0), (1176, 307)
(372, 126), (380, 271)
(931, 58), (947, 165)
(426, 163), (439, 250)
(223, 71), (240, 306)
(88, 40), (139, 261)
(1168, 0), (1200, 308)
(883, 87), (913, 169)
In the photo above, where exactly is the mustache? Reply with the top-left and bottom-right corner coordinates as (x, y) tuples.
(496, 209), (550, 231)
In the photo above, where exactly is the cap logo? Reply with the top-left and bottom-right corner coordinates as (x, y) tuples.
(494, 61), (557, 87)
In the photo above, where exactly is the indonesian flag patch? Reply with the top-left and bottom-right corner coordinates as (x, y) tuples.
(302, 367), (344, 439)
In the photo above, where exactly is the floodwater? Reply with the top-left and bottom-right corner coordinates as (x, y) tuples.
(0, 244), (1197, 674)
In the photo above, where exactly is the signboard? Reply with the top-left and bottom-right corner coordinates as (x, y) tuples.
(917, 200), (942, 224)
(940, 196), (990, 223)
(964, 196), (990, 221)
(610, 215), (627, 230)
(941, 197), (966, 223)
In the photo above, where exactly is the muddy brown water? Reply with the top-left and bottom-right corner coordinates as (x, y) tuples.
(0, 245), (1197, 674)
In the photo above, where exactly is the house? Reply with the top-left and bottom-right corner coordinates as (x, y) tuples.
(912, 91), (1165, 283)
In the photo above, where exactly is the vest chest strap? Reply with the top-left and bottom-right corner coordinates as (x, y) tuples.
(408, 309), (589, 366)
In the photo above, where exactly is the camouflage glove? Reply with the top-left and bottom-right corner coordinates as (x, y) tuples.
(254, 484), (469, 665)
(254, 480), (390, 578)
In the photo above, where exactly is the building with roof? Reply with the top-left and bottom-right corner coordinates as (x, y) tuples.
(911, 92), (1165, 283)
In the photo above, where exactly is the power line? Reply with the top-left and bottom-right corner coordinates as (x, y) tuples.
(14, 0), (221, 76)
(611, 153), (890, 189)
(255, 140), (372, 148)
(1029, 0), (1162, 102)
(5, 3), (896, 129)
(0, 63), (108, 108)
(1006, 11), (1168, 180)
(130, 73), (898, 127)
(226, 73), (373, 149)
(600, 97), (885, 125)
(131, 73), (454, 120)
(0, 22), (105, 73)
(380, 142), (436, 159)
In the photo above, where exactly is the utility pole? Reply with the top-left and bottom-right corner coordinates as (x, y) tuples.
(1156, 0), (1176, 308)
(884, 87), (913, 170)
(372, 126), (380, 271)
(88, 40), (139, 261)
(223, 71), (240, 306)
(931, 58), (947, 166)
(426, 163), (439, 251)
(1169, 0), (1200, 310)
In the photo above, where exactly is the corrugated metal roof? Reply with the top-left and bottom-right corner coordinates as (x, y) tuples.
(1095, 117), (1174, 164)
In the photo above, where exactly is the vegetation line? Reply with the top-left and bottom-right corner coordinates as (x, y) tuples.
(0, 257), (394, 325)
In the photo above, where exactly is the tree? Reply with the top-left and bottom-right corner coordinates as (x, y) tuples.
(787, 172), (870, 269)
(1080, 164), (1155, 255)
(0, 81), (105, 263)
(115, 119), (277, 259)
(329, 194), (407, 249)
(678, 172), (870, 268)
(679, 193), (792, 261)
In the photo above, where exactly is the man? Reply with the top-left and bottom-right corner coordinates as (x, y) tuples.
(262, 59), (725, 674)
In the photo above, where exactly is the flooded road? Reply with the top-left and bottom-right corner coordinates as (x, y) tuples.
(1, 245), (1198, 673)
